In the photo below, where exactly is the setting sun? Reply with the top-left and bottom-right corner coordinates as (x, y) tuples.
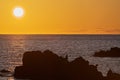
(13, 7), (24, 18)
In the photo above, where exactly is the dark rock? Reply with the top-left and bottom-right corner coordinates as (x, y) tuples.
(14, 50), (69, 80)
(0, 69), (13, 77)
(93, 47), (120, 57)
(14, 50), (120, 80)
(69, 57), (104, 80)
(0, 69), (10, 73)
(104, 70), (120, 80)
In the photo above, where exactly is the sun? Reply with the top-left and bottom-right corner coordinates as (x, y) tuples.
(13, 7), (24, 18)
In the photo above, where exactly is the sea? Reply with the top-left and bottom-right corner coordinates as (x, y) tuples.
(0, 34), (120, 80)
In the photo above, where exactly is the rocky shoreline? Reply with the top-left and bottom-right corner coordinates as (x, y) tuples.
(94, 47), (120, 57)
(13, 49), (120, 80)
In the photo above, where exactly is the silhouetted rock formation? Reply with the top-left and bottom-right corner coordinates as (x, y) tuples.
(14, 50), (120, 80)
(69, 57), (103, 80)
(93, 47), (120, 57)
(0, 69), (10, 73)
(14, 50), (69, 80)
(0, 69), (13, 77)
(104, 70), (120, 80)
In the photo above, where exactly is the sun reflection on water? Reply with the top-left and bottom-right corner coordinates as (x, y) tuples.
(1, 35), (27, 73)
(7, 77), (14, 80)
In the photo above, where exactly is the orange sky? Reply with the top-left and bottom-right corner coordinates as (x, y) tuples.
(0, 0), (120, 34)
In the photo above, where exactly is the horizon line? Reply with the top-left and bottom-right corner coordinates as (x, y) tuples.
(0, 33), (120, 36)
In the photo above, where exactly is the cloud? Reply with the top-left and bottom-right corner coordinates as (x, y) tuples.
(95, 28), (120, 33)
(105, 29), (120, 33)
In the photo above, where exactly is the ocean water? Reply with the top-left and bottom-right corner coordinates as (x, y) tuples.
(0, 35), (120, 80)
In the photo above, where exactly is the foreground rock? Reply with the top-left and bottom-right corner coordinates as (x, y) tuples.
(93, 47), (120, 57)
(14, 50), (120, 80)
(105, 70), (120, 80)
(0, 69), (13, 77)
(14, 50), (69, 80)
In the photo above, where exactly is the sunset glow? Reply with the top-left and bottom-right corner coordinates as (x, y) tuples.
(0, 0), (120, 34)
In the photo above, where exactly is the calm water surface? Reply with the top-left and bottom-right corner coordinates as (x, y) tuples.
(0, 35), (120, 80)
